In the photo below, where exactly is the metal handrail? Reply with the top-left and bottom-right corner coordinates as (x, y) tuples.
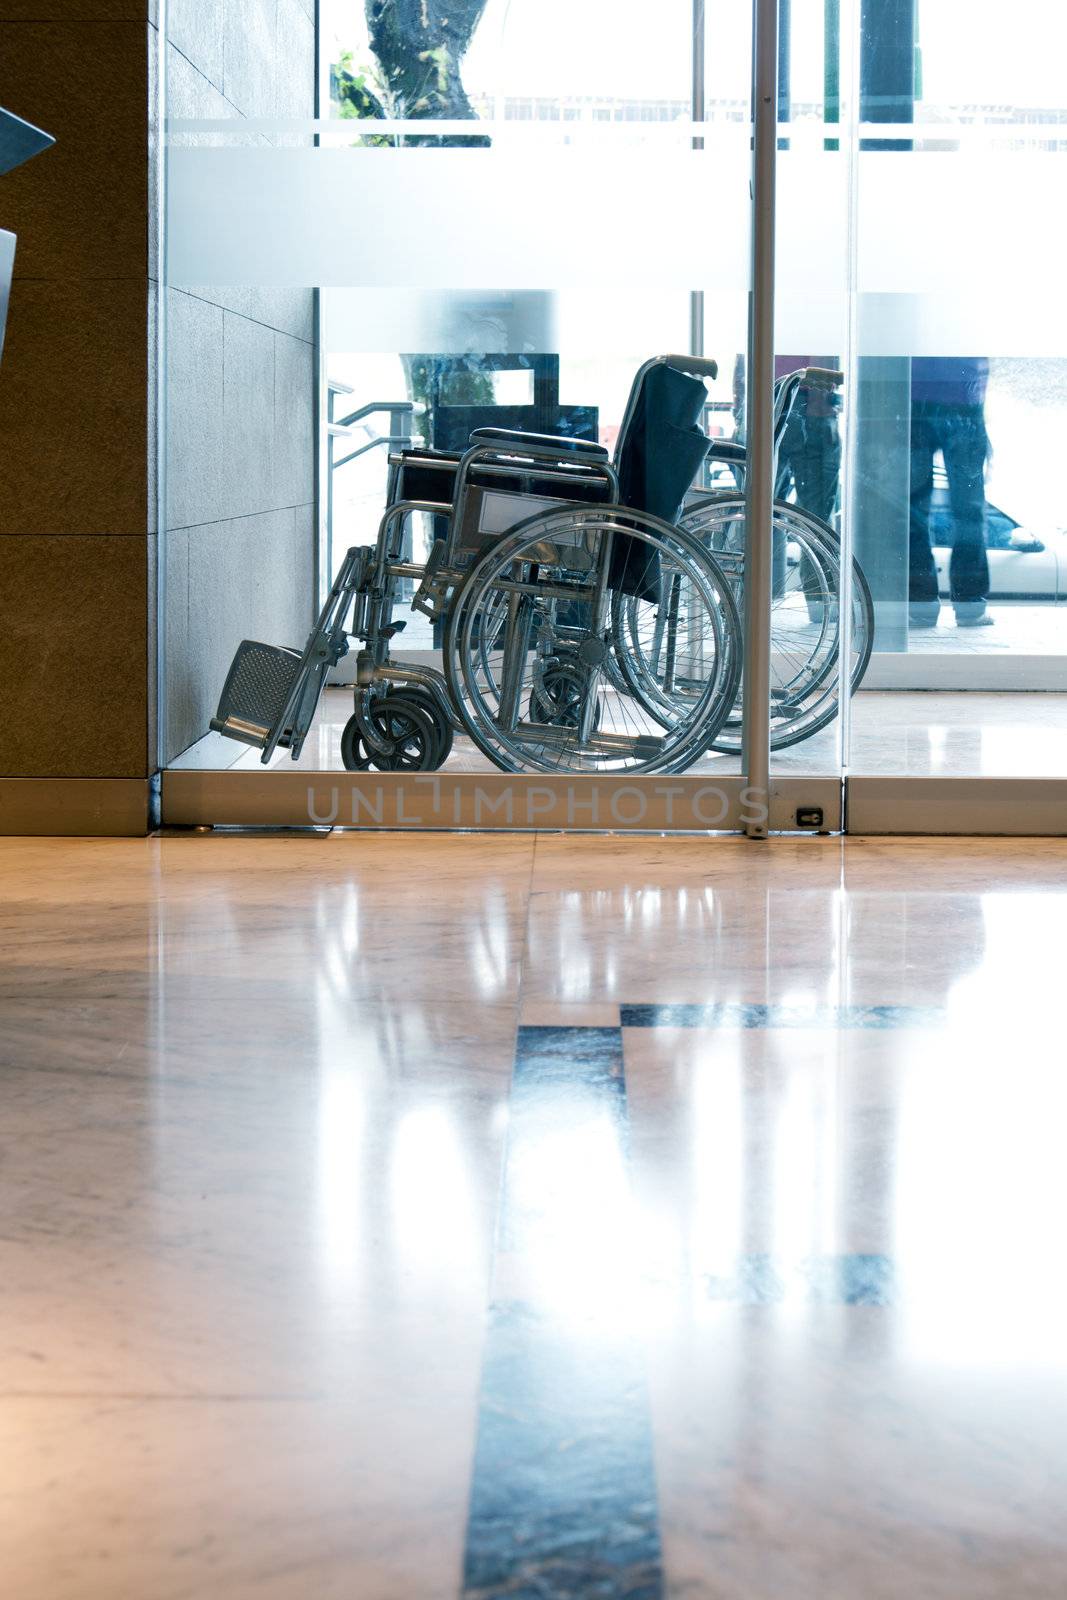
(333, 433), (415, 471)
(325, 393), (418, 594)
(335, 398), (416, 430)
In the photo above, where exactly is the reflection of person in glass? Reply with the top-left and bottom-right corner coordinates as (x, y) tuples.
(909, 357), (992, 629)
(732, 354), (842, 524)
(772, 356), (842, 524)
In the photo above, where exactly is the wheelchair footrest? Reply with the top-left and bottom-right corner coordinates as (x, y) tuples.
(210, 640), (304, 748)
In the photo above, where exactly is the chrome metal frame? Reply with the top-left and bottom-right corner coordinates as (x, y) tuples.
(742, 0), (780, 838)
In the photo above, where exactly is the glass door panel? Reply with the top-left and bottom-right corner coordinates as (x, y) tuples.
(846, 0), (1067, 785)
(767, 0), (854, 789)
(164, 0), (772, 826)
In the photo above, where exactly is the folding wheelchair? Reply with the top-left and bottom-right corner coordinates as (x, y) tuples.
(211, 354), (747, 775)
(631, 367), (875, 753)
(209, 355), (871, 773)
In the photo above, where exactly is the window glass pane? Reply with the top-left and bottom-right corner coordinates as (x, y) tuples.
(163, 0), (762, 807)
(844, 0), (1067, 781)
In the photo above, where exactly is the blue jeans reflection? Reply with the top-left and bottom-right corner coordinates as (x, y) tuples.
(909, 401), (990, 614)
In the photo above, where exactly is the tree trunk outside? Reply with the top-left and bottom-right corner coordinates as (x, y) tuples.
(366, 0), (491, 146)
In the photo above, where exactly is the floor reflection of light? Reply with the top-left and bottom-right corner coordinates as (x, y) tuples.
(895, 1039), (1067, 1372)
(689, 1048), (743, 1283)
(315, 880), (359, 952)
(316, 1066), (366, 1292)
(819, 1050), (842, 1263)
(389, 1105), (480, 1291)
(637, 889), (662, 938)
(772, 1059), (834, 1290)
(489, 1098), (510, 1138)
(338, 883), (360, 959)
(505, 1104), (640, 1330)
(926, 725), (948, 762)
(944, 893), (1033, 1032)
(633, 1196), (682, 1321)
(557, 908), (592, 1001)
(466, 886), (511, 1000)
(321, 924), (356, 1004)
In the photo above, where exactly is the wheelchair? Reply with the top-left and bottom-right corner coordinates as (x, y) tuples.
(209, 356), (871, 774)
(617, 368), (875, 753)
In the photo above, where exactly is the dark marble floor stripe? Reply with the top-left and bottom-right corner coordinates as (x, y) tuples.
(621, 1002), (943, 1030)
(462, 1025), (664, 1600)
(706, 1252), (896, 1306)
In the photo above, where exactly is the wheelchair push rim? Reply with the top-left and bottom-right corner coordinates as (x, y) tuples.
(443, 506), (742, 775)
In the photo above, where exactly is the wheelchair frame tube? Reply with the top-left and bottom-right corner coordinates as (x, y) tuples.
(742, 0), (779, 839)
(498, 585), (535, 734)
(578, 525), (615, 745)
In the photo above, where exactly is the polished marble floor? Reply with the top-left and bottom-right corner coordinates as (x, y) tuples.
(3, 833), (1067, 1597)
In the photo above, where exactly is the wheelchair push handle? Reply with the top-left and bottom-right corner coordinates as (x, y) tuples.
(801, 366), (845, 390)
(663, 353), (720, 381)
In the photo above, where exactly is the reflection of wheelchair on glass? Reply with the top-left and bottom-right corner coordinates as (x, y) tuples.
(670, 368), (874, 752)
(210, 357), (872, 774)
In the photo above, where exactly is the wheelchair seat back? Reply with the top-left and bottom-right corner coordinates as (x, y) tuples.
(610, 360), (712, 600)
(389, 356), (713, 599)
(390, 449), (461, 507)
(614, 361), (711, 524)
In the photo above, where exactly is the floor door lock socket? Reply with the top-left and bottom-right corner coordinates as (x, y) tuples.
(795, 806), (824, 830)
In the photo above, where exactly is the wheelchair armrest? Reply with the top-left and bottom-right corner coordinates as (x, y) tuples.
(394, 447), (462, 465)
(707, 439), (747, 464)
(469, 426), (609, 461)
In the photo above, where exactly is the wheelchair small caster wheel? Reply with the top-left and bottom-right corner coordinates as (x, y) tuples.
(532, 660), (601, 732)
(341, 696), (439, 773)
(384, 690), (453, 769)
(339, 717), (374, 771)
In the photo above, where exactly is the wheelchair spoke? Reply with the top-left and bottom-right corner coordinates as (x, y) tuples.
(444, 509), (740, 774)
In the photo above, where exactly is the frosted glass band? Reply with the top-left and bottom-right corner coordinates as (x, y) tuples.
(167, 144), (1067, 350)
(167, 117), (750, 139)
(166, 147), (748, 289)
(166, 118), (1067, 143)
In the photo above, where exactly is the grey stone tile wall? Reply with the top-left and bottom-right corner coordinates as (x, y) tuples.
(164, 506), (313, 759)
(167, 0), (225, 94)
(275, 0), (316, 119)
(224, 0), (277, 121)
(273, 332), (316, 507)
(162, 0), (317, 761)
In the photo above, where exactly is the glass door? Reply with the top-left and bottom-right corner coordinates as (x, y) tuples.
(762, 0), (1067, 834)
(840, 0), (1067, 829)
(164, 0), (836, 832)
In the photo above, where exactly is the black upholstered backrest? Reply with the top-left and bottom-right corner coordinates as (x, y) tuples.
(614, 363), (710, 524)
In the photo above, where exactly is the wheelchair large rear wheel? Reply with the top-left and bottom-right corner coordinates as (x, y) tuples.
(642, 496), (873, 752)
(443, 507), (741, 775)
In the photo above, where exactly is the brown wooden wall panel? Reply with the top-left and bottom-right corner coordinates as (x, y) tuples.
(0, 278), (149, 537)
(0, 22), (148, 281)
(0, 535), (150, 777)
(0, 16), (153, 801)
